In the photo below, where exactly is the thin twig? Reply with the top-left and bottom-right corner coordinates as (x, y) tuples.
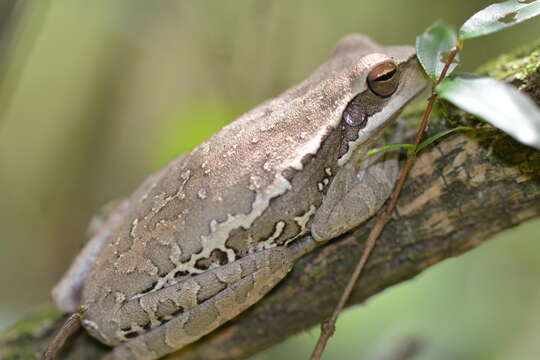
(40, 306), (87, 360)
(310, 45), (461, 360)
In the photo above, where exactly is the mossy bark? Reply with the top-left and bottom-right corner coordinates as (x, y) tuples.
(2, 40), (540, 360)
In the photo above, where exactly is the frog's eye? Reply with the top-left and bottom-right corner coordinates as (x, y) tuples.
(367, 60), (399, 97)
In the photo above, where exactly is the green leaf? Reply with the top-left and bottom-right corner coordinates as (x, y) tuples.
(416, 19), (460, 81)
(416, 126), (473, 153)
(367, 143), (416, 157)
(460, 0), (540, 40)
(437, 74), (540, 149)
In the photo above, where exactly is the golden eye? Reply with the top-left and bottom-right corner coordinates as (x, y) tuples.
(367, 60), (399, 97)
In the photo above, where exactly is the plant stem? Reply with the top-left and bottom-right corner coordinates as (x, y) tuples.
(309, 44), (461, 360)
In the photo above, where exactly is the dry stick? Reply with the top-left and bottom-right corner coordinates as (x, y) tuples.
(310, 46), (460, 360)
(40, 306), (87, 360)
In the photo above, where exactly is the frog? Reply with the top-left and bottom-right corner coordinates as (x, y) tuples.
(50, 34), (426, 360)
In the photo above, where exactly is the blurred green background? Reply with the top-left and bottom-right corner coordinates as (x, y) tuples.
(0, 1), (539, 359)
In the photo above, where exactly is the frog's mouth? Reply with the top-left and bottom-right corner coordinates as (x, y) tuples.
(351, 112), (405, 165)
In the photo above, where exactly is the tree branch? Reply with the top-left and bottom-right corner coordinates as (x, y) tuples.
(2, 40), (540, 360)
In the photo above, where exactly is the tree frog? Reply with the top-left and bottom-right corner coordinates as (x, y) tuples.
(51, 34), (426, 360)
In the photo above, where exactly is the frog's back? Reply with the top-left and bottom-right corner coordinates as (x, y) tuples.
(83, 87), (348, 307)
(82, 35), (386, 306)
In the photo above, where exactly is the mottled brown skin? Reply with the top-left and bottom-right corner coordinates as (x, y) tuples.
(51, 34), (426, 360)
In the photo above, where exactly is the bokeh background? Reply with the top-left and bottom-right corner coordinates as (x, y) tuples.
(1, 1), (539, 359)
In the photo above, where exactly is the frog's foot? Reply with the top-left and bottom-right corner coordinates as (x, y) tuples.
(310, 122), (404, 241)
(85, 246), (295, 360)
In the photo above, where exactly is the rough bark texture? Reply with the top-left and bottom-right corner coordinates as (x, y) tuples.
(1, 40), (540, 360)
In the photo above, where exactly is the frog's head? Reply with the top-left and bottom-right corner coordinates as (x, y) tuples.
(326, 34), (427, 165)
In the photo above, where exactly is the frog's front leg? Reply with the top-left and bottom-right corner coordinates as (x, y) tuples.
(86, 241), (315, 360)
(311, 130), (401, 242)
